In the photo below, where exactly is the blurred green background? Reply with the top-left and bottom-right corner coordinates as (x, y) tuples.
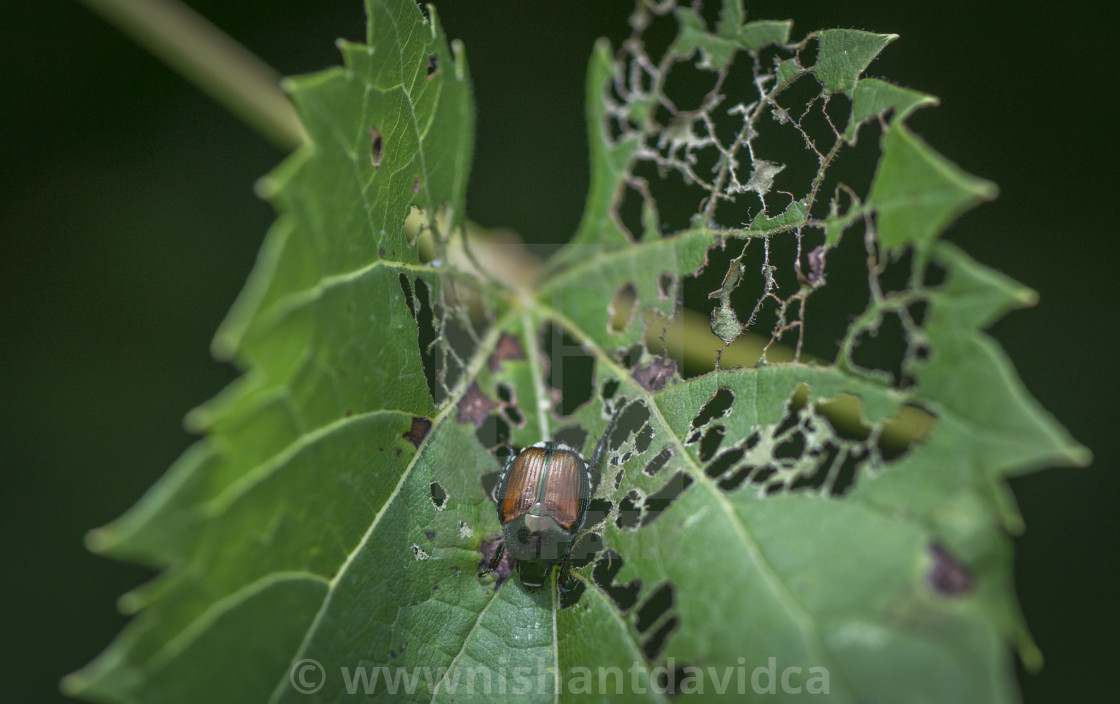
(2, 1), (1114, 701)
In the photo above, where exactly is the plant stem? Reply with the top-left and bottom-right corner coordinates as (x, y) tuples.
(79, 0), (307, 150)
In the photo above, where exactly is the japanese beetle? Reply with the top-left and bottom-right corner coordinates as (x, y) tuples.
(490, 408), (621, 590)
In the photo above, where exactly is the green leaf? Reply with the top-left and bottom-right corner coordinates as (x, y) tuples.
(65, 0), (474, 700)
(70, 1), (1088, 703)
(812, 29), (897, 96)
(919, 242), (1089, 473)
(749, 198), (808, 234)
(868, 122), (999, 252)
(674, 7), (791, 70)
(843, 78), (938, 144)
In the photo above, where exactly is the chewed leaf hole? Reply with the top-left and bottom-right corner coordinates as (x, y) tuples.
(554, 425), (589, 457)
(789, 443), (842, 491)
(924, 258), (948, 287)
(908, 300), (929, 328)
(642, 472), (694, 526)
(494, 383), (525, 428)
(609, 282), (639, 334)
(698, 425), (725, 461)
(426, 52), (439, 79)
(850, 312), (908, 386)
(370, 126), (383, 168)
(634, 423), (653, 453)
(744, 429), (761, 451)
(571, 532), (604, 570)
(635, 582), (675, 633)
(398, 273), (415, 315)
(773, 431), (806, 460)
(719, 464), (754, 492)
(815, 394), (873, 441)
(612, 400), (651, 453)
(879, 403), (936, 461)
(690, 387), (734, 431)
(751, 466), (777, 486)
(559, 577), (586, 609)
(397, 271), (436, 402)
(474, 412), (510, 452)
(655, 663), (698, 697)
(593, 550), (640, 611)
(601, 378), (620, 400)
(642, 616), (678, 660)
(428, 481), (447, 510)
(658, 272), (675, 300)
(774, 388), (809, 437)
(541, 322), (594, 415)
(830, 448), (866, 496)
(616, 183), (645, 242)
(583, 499), (612, 531)
(705, 447), (744, 478)
(503, 402), (523, 426)
(822, 91), (852, 137)
(413, 278), (438, 402)
(644, 447), (672, 476)
(616, 490), (642, 530)
(875, 249), (917, 296)
(480, 471), (500, 503)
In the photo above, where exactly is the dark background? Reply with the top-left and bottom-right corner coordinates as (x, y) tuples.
(2, 1), (1114, 701)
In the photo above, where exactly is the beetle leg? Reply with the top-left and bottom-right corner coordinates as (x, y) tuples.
(557, 548), (573, 588)
(488, 540), (505, 573)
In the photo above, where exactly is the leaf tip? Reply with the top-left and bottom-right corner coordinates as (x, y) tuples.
(974, 176), (999, 202)
(1065, 443), (1094, 468)
(253, 173), (280, 201)
(59, 658), (113, 701)
(450, 38), (469, 79)
(58, 671), (85, 698)
(278, 75), (298, 96)
(592, 35), (613, 59)
(117, 590), (144, 615)
(1014, 285), (1039, 308)
(84, 525), (116, 555)
(1019, 641), (1044, 672)
(209, 334), (238, 364)
(183, 405), (208, 434)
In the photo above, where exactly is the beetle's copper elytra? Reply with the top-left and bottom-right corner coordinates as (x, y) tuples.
(499, 445), (583, 532)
